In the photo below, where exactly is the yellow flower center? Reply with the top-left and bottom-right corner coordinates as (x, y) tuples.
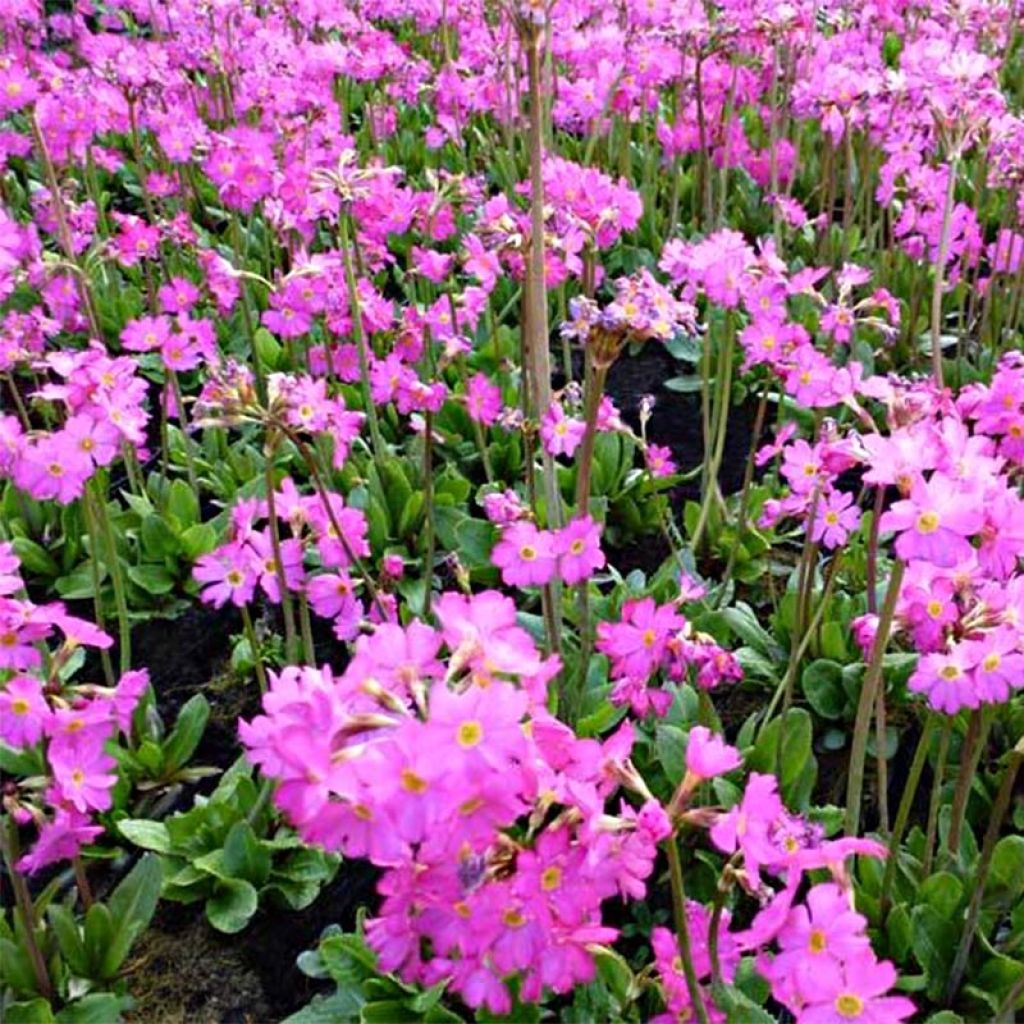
(503, 908), (526, 928)
(520, 545), (537, 561)
(541, 866), (562, 891)
(400, 768), (428, 794)
(808, 929), (827, 953)
(457, 721), (483, 748)
(835, 994), (864, 1018)
(982, 653), (1001, 672)
(916, 510), (940, 534)
(939, 664), (962, 681)
(12, 699), (30, 715)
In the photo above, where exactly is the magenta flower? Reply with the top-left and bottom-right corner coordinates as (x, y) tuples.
(798, 950), (915, 1024)
(466, 373), (502, 426)
(491, 522), (558, 588)
(811, 490), (862, 549)
(879, 473), (983, 567)
(555, 516), (605, 585)
(18, 809), (103, 875)
(193, 543), (259, 608)
(49, 733), (118, 813)
(596, 597), (685, 684)
(540, 402), (586, 458)
(645, 444), (677, 478)
(0, 674), (51, 747)
(908, 644), (981, 714)
(685, 726), (742, 780)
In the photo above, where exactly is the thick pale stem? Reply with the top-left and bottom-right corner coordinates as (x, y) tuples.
(665, 836), (712, 1024)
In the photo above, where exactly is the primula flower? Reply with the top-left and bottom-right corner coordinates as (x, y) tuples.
(645, 443), (677, 477)
(49, 733), (118, 813)
(555, 516), (605, 585)
(466, 373), (502, 426)
(797, 950), (915, 1024)
(194, 544), (258, 608)
(908, 644), (981, 714)
(811, 490), (861, 548)
(879, 474), (983, 567)
(540, 402), (586, 458)
(0, 675), (51, 747)
(685, 726), (742, 781)
(491, 522), (558, 588)
(596, 598), (685, 685)
(18, 809), (104, 875)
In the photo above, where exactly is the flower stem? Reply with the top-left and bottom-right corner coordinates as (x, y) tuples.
(930, 155), (959, 388)
(946, 739), (1023, 1002)
(922, 717), (952, 877)
(845, 559), (904, 836)
(665, 835), (711, 1024)
(1, 821), (52, 999)
(881, 714), (937, 914)
(947, 706), (990, 857)
(263, 446), (299, 664)
(90, 479), (132, 674)
(240, 603), (268, 693)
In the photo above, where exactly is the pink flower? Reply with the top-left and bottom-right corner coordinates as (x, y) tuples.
(49, 733), (118, 813)
(645, 444), (677, 477)
(540, 403), (586, 458)
(466, 373), (502, 426)
(879, 473), (983, 567)
(908, 644), (981, 714)
(797, 950), (915, 1024)
(555, 516), (605, 585)
(811, 490), (861, 548)
(491, 522), (558, 588)
(18, 809), (103, 875)
(0, 675), (51, 747)
(685, 726), (741, 780)
(193, 543), (258, 608)
(596, 598), (685, 684)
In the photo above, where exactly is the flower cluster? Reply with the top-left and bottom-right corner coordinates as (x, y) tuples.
(490, 515), (606, 587)
(241, 591), (666, 1014)
(0, 543), (147, 873)
(596, 597), (742, 716)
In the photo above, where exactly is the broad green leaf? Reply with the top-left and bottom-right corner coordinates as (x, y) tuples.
(162, 694), (210, 773)
(223, 820), (272, 887)
(801, 659), (846, 719)
(206, 877), (258, 933)
(4, 999), (56, 1024)
(102, 853), (163, 978)
(118, 819), (173, 854)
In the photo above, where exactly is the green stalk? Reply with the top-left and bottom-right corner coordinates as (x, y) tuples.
(845, 559), (905, 836)
(240, 603), (268, 693)
(422, 410), (436, 619)
(263, 448), (299, 664)
(167, 367), (200, 495)
(945, 739), (1023, 1002)
(881, 714), (938, 914)
(665, 835), (711, 1024)
(922, 718), (953, 877)
(298, 592), (316, 666)
(90, 479), (132, 673)
(81, 493), (116, 688)
(929, 155), (959, 388)
(947, 706), (991, 857)
(339, 212), (385, 461)
(1, 821), (52, 999)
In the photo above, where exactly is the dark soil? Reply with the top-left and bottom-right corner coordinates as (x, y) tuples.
(125, 864), (380, 1024)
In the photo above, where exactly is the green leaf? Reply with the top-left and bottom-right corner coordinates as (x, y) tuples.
(0, 937), (40, 995)
(167, 479), (200, 528)
(655, 724), (687, 787)
(594, 947), (636, 1004)
(253, 327), (285, 372)
(47, 904), (89, 977)
(801, 659), (846, 719)
(454, 516), (497, 570)
(162, 694), (210, 774)
(55, 994), (129, 1024)
(283, 990), (365, 1024)
(719, 603), (778, 656)
(180, 523), (217, 559)
(360, 1001), (420, 1023)
(975, 956), (1024, 1006)
(0, 742), (44, 777)
(4, 999), (56, 1024)
(923, 1013), (964, 1024)
(749, 708), (816, 810)
(83, 903), (115, 979)
(917, 872), (963, 919)
(911, 904), (957, 1001)
(987, 835), (1024, 904)
(819, 620), (849, 662)
(117, 819), (173, 854)
(11, 537), (60, 577)
(141, 514), (179, 559)
(102, 853), (163, 978)
(223, 821), (272, 887)
(127, 563), (176, 595)
(206, 877), (258, 933)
